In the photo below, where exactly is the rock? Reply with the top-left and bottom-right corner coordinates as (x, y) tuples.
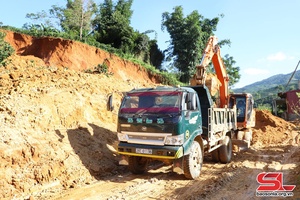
(10, 71), (20, 80)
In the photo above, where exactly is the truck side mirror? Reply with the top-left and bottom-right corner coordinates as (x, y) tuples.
(107, 93), (114, 111)
(186, 93), (196, 110)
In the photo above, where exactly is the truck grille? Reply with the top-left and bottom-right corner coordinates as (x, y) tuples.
(121, 131), (172, 146)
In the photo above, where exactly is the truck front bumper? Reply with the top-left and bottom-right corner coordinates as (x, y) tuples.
(118, 142), (183, 160)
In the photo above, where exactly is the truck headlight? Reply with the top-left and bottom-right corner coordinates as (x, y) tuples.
(118, 132), (128, 142)
(165, 135), (184, 145)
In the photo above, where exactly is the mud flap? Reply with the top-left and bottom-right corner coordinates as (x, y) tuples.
(173, 157), (184, 174)
(119, 155), (129, 165)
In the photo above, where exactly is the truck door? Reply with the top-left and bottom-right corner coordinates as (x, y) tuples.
(182, 92), (202, 139)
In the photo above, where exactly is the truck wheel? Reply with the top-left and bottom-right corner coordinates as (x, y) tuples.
(211, 149), (219, 162)
(183, 140), (203, 179)
(218, 136), (232, 164)
(128, 156), (148, 174)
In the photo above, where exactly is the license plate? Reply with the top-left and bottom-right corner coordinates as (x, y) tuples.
(136, 148), (152, 154)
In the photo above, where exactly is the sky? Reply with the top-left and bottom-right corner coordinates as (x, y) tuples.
(1, 0), (300, 88)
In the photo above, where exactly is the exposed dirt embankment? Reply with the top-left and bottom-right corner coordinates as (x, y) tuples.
(3, 30), (160, 83)
(0, 30), (160, 199)
(0, 30), (299, 199)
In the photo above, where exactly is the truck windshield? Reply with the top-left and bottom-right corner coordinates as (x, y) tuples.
(120, 91), (181, 114)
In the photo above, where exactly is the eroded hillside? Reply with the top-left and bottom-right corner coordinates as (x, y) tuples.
(0, 30), (160, 199)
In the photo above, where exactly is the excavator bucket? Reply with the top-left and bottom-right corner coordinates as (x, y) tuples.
(205, 74), (221, 97)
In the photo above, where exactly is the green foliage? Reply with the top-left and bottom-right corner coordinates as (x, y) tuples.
(25, 1), (97, 41)
(22, 24), (62, 37)
(253, 90), (277, 110)
(95, 63), (109, 75)
(222, 54), (241, 87)
(20, 0), (165, 73)
(159, 71), (182, 86)
(86, 62), (113, 77)
(0, 31), (14, 66)
(207, 53), (240, 87)
(256, 105), (272, 112)
(93, 0), (134, 52)
(143, 65), (182, 86)
(162, 6), (201, 82)
(62, 0), (97, 40)
(25, 10), (57, 28)
(132, 32), (150, 60)
(149, 40), (164, 70)
(161, 6), (224, 83)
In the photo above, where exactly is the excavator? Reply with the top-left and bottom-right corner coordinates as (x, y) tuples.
(190, 36), (255, 148)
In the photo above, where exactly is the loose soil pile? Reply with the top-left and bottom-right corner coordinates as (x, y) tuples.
(0, 30), (299, 199)
(253, 110), (298, 146)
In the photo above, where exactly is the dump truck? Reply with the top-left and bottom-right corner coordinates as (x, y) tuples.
(115, 36), (255, 179)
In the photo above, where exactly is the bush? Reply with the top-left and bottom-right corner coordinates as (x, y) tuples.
(0, 31), (14, 65)
(86, 63), (113, 77)
(256, 104), (272, 112)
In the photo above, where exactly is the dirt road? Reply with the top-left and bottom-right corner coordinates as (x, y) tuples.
(50, 143), (300, 200)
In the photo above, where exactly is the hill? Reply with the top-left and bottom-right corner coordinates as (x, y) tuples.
(0, 30), (299, 199)
(234, 70), (300, 94)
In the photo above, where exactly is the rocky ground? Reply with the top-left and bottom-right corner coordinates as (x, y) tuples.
(0, 30), (299, 200)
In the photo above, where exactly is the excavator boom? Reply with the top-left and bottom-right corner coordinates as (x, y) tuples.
(190, 35), (255, 133)
(190, 36), (229, 108)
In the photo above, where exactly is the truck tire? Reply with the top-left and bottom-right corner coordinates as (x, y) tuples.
(183, 140), (203, 179)
(211, 149), (219, 162)
(128, 156), (148, 174)
(218, 136), (232, 164)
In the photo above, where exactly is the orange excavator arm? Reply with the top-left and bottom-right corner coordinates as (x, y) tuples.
(190, 36), (229, 108)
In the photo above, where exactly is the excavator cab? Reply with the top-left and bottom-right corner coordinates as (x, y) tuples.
(229, 93), (255, 129)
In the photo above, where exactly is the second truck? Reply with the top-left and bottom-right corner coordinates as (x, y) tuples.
(116, 36), (255, 179)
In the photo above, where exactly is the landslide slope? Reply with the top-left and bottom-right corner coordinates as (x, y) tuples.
(0, 30), (159, 199)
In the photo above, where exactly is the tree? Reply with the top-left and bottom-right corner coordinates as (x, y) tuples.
(222, 54), (241, 87)
(162, 6), (220, 83)
(93, 0), (135, 53)
(25, 10), (57, 29)
(23, 0), (163, 68)
(132, 31), (150, 60)
(277, 85), (284, 93)
(62, 0), (96, 40)
(149, 40), (164, 70)
(25, 1), (96, 40)
(132, 30), (164, 69)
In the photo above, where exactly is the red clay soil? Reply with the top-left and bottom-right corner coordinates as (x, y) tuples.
(253, 109), (297, 145)
(3, 29), (160, 84)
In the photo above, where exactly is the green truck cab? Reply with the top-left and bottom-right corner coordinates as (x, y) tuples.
(117, 85), (236, 179)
